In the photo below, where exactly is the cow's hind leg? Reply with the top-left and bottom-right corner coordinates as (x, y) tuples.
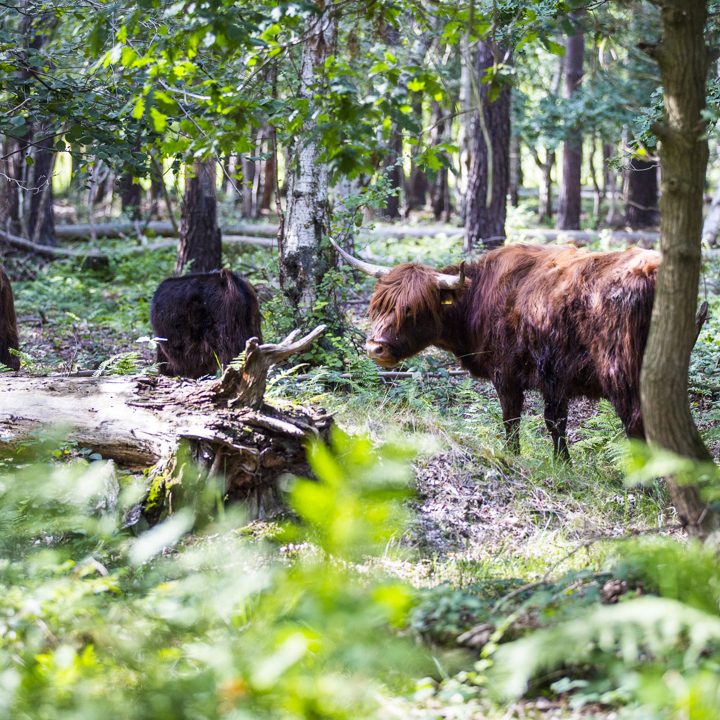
(544, 396), (570, 461)
(495, 382), (524, 454)
(610, 389), (645, 441)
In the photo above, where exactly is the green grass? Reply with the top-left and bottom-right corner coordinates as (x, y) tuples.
(5, 228), (720, 719)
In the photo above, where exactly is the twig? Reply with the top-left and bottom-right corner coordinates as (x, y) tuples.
(490, 523), (682, 614)
(150, 152), (178, 234)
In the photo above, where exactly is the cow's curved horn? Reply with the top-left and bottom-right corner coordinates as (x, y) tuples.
(436, 260), (466, 290)
(329, 236), (391, 279)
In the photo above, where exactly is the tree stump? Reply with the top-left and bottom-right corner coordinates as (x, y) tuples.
(0, 326), (332, 521)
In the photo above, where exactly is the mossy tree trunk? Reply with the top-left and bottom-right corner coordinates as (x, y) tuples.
(640, 0), (720, 540)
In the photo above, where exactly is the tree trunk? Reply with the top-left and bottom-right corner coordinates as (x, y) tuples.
(280, 6), (337, 323)
(382, 129), (403, 219)
(457, 42), (475, 222)
(464, 42), (511, 252)
(626, 158), (659, 227)
(703, 170), (720, 246)
(556, 13), (584, 231)
(241, 155), (255, 217)
(0, 139), (22, 238)
(509, 134), (522, 207)
(261, 152), (275, 212)
(2, 10), (57, 244)
(176, 159), (222, 275)
(405, 92), (428, 216)
(0, 327), (331, 520)
(428, 100), (450, 221)
(640, 0), (720, 541)
(119, 173), (142, 221)
(28, 129), (57, 245)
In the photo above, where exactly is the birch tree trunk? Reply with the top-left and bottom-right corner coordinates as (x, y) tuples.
(556, 12), (584, 231)
(176, 158), (222, 275)
(457, 46), (475, 222)
(280, 4), (337, 321)
(640, 0), (720, 541)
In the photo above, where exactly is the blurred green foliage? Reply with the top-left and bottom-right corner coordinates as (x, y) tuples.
(0, 428), (431, 719)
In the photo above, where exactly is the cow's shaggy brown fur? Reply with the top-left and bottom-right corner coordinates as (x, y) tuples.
(151, 269), (262, 379)
(0, 266), (20, 372)
(367, 244), (660, 458)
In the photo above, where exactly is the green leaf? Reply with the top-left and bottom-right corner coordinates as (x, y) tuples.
(132, 96), (145, 120)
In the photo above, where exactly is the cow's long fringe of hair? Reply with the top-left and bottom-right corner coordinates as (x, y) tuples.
(369, 263), (465, 329)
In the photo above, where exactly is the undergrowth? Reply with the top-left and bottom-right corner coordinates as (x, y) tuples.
(4, 235), (720, 718)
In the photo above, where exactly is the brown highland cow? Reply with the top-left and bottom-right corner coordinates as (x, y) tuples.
(151, 269), (262, 379)
(0, 265), (20, 372)
(332, 239), (671, 459)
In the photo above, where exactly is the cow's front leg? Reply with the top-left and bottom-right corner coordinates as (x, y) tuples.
(544, 397), (570, 461)
(495, 382), (524, 454)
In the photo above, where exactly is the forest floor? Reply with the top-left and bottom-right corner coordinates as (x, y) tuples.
(3, 204), (720, 717)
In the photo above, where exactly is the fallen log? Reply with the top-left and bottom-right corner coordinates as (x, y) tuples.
(54, 221), (281, 240)
(507, 227), (660, 246)
(0, 228), (275, 260)
(0, 326), (331, 520)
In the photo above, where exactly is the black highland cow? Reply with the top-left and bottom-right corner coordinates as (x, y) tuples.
(0, 265), (20, 372)
(151, 269), (262, 378)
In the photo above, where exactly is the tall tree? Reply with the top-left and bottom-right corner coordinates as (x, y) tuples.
(405, 92), (428, 215)
(556, 12), (584, 231)
(508, 133), (522, 207)
(464, 42), (511, 252)
(625, 157), (659, 227)
(175, 158), (222, 275)
(640, 0), (720, 539)
(280, 4), (337, 322)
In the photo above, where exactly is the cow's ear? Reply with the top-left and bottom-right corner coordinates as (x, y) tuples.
(440, 291), (455, 306)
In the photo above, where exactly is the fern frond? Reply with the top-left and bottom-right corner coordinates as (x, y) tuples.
(492, 597), (720, 699)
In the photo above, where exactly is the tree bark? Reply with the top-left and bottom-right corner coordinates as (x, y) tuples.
(703, 146), (720, 246)
(241, 155), (255, 217)
(176, 159), (222, 275)
(0, 327), (331, 519)
(280, 5), (337, 322)
(556, 13), (584, 231)
(428, 100), (451, 222)
(457, 45), (474, 222)
(0, 139), (22, 238)
(509, 134), (522, 207)
(405, 92), (428, 215)
(119, 174), (142, 221)
(464, 42), (511, 252)
(382, 129), (403, 219)
(626, 158), (659, 227)
(640, 0), (720, 541)
(28, 129), (57, 246)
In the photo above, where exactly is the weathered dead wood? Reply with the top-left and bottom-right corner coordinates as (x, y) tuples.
(0, 326), (331, 520)
(0, 227), (275, 260)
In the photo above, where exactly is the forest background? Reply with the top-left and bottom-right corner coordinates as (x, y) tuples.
(3, 0), (720, 718)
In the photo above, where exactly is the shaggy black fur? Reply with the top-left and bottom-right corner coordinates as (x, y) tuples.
(151, 269), (262, 378)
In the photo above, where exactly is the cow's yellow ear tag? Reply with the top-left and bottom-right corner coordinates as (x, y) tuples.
(441, 299), (453, 305)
